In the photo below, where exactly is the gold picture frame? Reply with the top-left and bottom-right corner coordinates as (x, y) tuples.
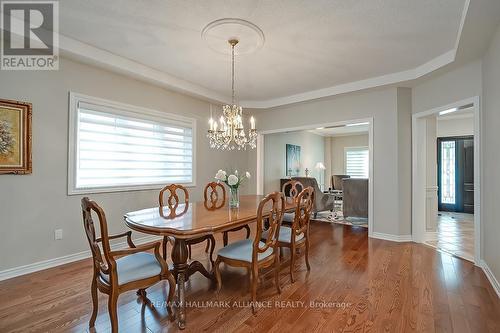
(0, 99), (32, 174)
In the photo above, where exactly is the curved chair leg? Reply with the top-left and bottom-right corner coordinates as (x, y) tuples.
(214, 257), (222, 293)
(223, 231), (229, 246)
(108, 292), (119, 333)
(208, 236), (216, 268)
(305, 239), (311, 271)
(274, 255), (281, 294)
(290, 245), (296, 283)
(166, 273), (176, 313)
(89, 277), (98, 328)
(244, 225), (251, 239)
(162, 236), (168, 260)
(205, 239), (210, 253)
(251, 264), (259, 314)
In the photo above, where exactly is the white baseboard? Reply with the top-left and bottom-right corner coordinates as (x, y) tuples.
(480, 260), (500, 298)
(0, 235), (161, 282)
(370, 232), (413, 242)
(425, 231), (438, 241)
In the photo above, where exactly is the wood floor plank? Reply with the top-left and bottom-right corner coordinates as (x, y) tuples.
(0, 222), (498, 333)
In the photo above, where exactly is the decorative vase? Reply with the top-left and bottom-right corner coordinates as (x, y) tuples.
(229, 186), (239, 208)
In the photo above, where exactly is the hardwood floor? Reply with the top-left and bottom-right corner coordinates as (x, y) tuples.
(426, 212), (475, 262)
(0, 221), (498, 332)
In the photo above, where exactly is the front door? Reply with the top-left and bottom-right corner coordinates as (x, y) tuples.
(437, 136), (474, 213)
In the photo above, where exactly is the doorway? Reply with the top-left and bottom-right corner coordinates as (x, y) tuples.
(437, 136), (474, 213)
(412, 97), (481, 264)
(256, 118), (374, 237)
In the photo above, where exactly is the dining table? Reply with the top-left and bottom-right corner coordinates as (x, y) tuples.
(124, 194), (297, 329)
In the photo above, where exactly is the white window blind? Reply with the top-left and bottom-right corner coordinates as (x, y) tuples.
(69, 94), (195, 194)
(345, 147), (369, 178)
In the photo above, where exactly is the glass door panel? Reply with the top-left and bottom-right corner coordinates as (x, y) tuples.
(440, 140), (456, 204)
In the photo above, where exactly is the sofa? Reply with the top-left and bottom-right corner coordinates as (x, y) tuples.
(331, 175), (350, 191)
(342, 178), (368, 218)
(292, 177), (334, 216)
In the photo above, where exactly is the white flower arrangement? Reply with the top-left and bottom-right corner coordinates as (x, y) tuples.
(215, 169), (251, 189)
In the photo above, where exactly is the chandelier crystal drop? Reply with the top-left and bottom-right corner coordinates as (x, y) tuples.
(207, 39), (257, 150)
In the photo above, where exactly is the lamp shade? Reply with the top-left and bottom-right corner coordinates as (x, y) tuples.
(315, 162), (326, 170)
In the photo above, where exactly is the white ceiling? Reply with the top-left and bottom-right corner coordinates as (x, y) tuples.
(58, 0), (469, 107)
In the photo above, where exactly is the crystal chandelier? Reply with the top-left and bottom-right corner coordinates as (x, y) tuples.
(207, 39), (257, 150)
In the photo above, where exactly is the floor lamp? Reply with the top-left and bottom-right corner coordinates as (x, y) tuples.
(315, 162), (326, 191)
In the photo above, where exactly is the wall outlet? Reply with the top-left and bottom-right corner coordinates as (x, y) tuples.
(54, 229), (63, 240)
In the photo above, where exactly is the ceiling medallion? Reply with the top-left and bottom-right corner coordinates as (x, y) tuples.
(201, 18), (265, 55)
(207, 38), (257, 151)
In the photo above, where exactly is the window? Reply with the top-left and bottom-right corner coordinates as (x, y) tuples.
(68, 93), (196, 194)
(345, 147), (369, 178)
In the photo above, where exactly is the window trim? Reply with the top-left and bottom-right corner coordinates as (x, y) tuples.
(68, 92), (197, 195)
(344, 146), (369, 179)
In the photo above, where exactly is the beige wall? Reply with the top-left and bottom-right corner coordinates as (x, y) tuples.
(263, 131), (325, 193)
(482, 23), (500, 287)
(412, 60), (482, 114)
(0, 58), (251, 272)
(329, 134), (369, 177)
(437, 117), (474, 137)
(397, 88), (413, 236)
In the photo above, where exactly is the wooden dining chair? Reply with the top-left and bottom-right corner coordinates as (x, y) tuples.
(274, 186), (314, 283)
(82, 197), (176, 333)
(281, 179), (304, 224)
(214, 192), (284, 313)
(204, 181), (252, 246)
(159, 184), (215, 263)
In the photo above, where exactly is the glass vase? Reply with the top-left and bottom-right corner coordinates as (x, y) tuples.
(229, 186), (239, 208)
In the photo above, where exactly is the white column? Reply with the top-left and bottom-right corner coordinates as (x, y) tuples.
(324, 137), (332, 190)
(425, 116), (438, 233)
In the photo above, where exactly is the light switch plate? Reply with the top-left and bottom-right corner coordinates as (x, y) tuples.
(54, 229), (63, 240)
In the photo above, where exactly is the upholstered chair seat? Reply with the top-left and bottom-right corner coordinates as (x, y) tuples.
(283, 212), (295, 223)
(262, 226), (304, 244)
(101, 252), (162, 285)
(217, 239), (273, 262)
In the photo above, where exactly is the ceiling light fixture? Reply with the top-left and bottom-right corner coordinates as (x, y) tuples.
(207, 39), (257, 150)
(346, 122), (370, 127)
(439, 107), (458, 116)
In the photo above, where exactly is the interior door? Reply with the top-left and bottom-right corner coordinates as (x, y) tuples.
(437, 136), (474, 213)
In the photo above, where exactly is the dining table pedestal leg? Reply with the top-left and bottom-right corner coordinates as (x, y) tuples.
(172, 238), (189, 330)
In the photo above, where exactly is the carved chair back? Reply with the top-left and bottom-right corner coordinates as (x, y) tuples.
(159, 184), (189, 218)
(281, 180), (304, 203)
(204, 182), (226, 210)
(253, 192), (285, 262)
(81, 197), (113, 278)
(292, 187), (315, 238)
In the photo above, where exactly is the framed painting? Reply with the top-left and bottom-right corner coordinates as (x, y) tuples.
(285, 144), (301, 176)
(0, 99), (32, 174)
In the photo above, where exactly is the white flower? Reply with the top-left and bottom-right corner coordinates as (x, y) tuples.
(215, 169), (227, 181)
(245, 171), (251, 179)
(227, 174), (238, 186)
